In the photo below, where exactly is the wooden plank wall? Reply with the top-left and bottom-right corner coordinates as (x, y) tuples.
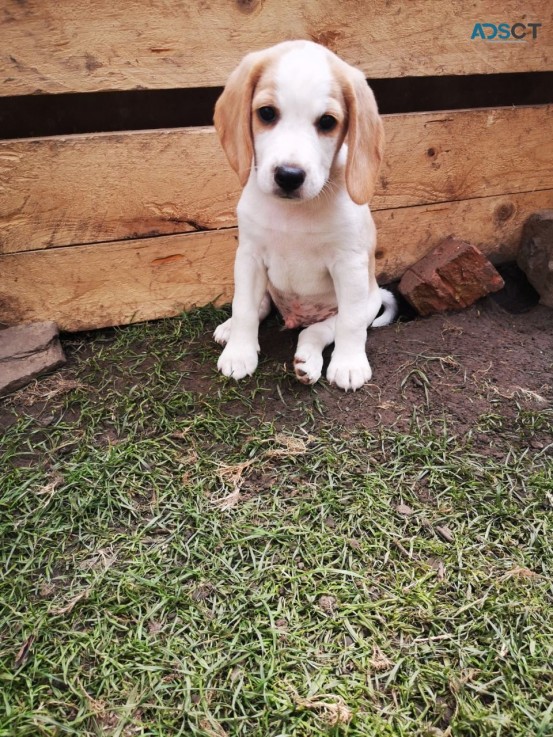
(1, 0), (551, 93)
(0, 1), (552, 330)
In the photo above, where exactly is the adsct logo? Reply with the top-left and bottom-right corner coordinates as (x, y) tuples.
(471, 22), (542, 41)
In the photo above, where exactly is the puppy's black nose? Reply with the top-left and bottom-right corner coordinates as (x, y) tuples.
(274, 165), (306, 193)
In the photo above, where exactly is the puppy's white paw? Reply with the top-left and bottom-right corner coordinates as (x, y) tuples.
(217, 342), (258, 380)
(213, 318), (232, 346)
(293, 346), (324, 385)
(326, 352), (372, 391)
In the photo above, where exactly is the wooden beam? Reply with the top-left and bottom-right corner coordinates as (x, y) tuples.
(1, 106), (552, 254)
(1, 190), (550, 331)
(0, 230), (236, 331)
(1, 1), (551, 95)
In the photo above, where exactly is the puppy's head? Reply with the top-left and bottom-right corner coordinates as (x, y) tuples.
(214, 40), (384, 205)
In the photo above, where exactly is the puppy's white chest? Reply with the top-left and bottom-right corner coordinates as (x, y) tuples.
(238, 190), (374, 328)
(258, 232), (335, 326)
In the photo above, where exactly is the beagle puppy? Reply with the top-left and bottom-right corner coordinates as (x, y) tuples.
(213, 40), (396, 391)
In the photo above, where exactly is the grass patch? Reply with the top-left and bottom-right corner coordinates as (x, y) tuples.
(1, 308), (552, 736)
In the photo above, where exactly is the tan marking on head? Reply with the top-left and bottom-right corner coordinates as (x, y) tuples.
(321, 75), (348, 150)
(214, 42), (299, 186)
(328, 53), (385, 204)
(251, 67), (279, 137)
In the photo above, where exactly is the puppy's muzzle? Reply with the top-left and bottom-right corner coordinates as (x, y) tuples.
(274, 165), (306, 196)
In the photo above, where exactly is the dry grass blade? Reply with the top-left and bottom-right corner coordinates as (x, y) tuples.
(11, 376), (85, 406)
(211, 459), (255, 509)
(288, 687), (352, 726)
(501, 566), (540, 580)
(35, 473), (64, 497)
(199, 717), (228, 737)
(265, 433), (312, 457)
(50, 588), (90, 616)
(370, 644), (394, 672)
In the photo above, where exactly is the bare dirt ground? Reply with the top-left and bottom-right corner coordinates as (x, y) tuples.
(2, 269), (552, 452)
(255, 298), (552, 438)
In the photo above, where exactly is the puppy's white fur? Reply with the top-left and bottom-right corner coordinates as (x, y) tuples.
(213, 40), (396, 391)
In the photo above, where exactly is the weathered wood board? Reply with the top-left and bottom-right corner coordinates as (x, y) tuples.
(1, 189), (550, 331)
(0, 231), (237, 332)
(1, 0), (551, 95)
(1, 106), (552, 254)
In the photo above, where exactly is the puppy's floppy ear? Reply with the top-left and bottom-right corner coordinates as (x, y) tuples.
(340, 65), (384, 205)
(214, 51), (265, 187)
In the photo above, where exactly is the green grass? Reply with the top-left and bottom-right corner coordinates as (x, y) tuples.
(1, 308), (552, 736)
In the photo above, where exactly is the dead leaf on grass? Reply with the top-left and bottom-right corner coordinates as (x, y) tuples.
(435, 525), (455, 543)
(431, 559), (446, 580)
(148, 620), (164, 635)
(191, 582), (215, 602)
(450, 667), (480, 693)
(14, 634), (35, 668)
(39, 582), (57, 598)
(217, 460), (255, 484)
(212, 488), (241, 510)
(170, 429), (192, 440)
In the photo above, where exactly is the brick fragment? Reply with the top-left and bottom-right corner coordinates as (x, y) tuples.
(398, 237), (505, 316)
(0, 321), (66, 396)
(517, 211), (553, 308)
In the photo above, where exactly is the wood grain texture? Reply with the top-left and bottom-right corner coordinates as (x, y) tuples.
(1, 106), (552, 254)
(1, 190), (550, 330)
(1, 0), (551, 95)
(0, 129), (234, 253)
(0, 230), (237, 331)
(377, 105), (553, 210)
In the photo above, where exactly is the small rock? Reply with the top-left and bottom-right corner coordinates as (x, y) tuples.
(398, 237), (504, 316)
(396, 503), (415, 516)
(517, 211), (553, 308)
(0, 322), (66, 397)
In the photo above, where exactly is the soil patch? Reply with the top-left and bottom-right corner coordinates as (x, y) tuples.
(1, 299), (552, 452)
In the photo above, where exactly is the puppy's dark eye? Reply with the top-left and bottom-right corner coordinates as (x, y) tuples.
(258, 106), (278, 124)
(317, 114), (338, 132)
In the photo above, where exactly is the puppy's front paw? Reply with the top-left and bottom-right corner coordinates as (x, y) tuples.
(293, 346), (324, 385)
(326, 352), (372, 391)
(217, 342), (258, 380)
(213, 318), (232, 345)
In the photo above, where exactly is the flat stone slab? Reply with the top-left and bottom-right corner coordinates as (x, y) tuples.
(0, 321), (66, 397)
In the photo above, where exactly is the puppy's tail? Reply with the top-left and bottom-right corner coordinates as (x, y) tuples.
(371, 288), (398, 328)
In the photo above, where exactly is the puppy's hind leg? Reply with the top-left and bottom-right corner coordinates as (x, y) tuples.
(214, 293), (271, 346)
(294, 316), (337, 385)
